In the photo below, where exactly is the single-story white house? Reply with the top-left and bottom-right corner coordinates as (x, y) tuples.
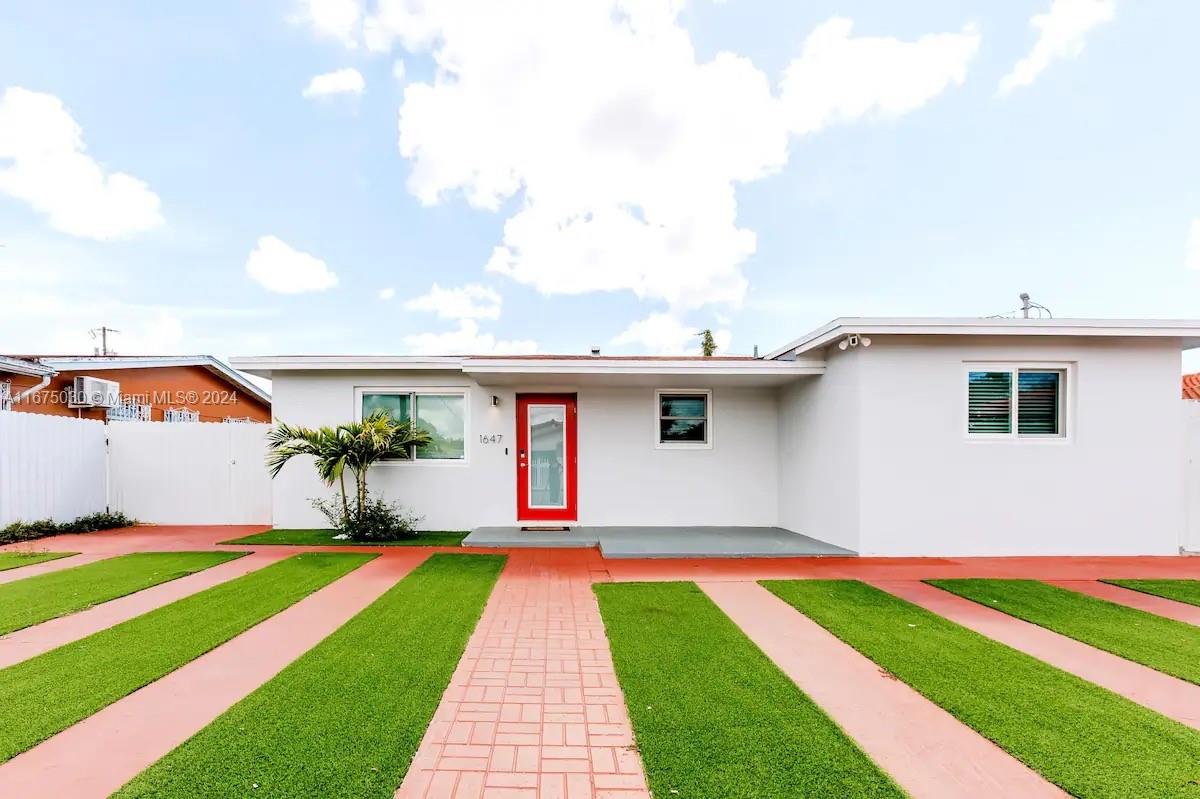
(232, 317), (1200, 557)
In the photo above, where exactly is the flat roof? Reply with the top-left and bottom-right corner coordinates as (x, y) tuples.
(230, 317), (1200, 378)
(229, 354), (824, 385)
(765, 317), (1200, 359)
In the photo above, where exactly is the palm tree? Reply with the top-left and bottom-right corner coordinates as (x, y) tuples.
(266, 411), (431, 525)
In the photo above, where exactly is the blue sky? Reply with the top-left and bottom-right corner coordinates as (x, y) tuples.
(2, 1), (1199, 370)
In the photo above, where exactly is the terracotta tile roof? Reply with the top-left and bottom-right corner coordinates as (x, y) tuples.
(1183, 373), (1200, 400)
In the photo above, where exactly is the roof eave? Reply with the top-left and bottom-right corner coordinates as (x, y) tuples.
(766, 317), (1200, 359)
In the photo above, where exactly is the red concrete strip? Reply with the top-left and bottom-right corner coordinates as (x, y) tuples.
(0, 550), (428, 799)
(1045, 579), (1200, 627)
(872, 580), (1200, 729)
(605, 555), (1200, 584)
(0, 550), (291, 669)
(0, 525), (269, 556)
(396, 550), (650, 799)
(700, 581), (1064, 799)
(0, 553), (105, 585)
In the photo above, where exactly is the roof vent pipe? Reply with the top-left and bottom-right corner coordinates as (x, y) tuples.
(590, 347), (601, 356)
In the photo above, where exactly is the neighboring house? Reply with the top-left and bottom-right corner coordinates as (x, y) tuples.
(233, 317), (1200, 557)
(2, 355), (271, 423)
(1183, 373), (1200, 399)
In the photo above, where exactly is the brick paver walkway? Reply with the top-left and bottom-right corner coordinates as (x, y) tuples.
(397, 551), (650, 799)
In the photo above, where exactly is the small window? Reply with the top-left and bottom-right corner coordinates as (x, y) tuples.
(657, 391), (711, 448)
(360, 390), (465, 460)
(967, 367), (1065, 439)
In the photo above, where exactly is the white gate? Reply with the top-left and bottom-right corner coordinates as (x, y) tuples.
(0, 413), (107, 526)
(106, 421), (272, 525)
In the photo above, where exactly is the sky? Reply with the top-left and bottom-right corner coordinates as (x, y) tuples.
(2, 0), (1199, 372)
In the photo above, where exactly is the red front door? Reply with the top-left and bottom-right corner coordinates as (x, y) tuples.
(516, 394), (577, 522)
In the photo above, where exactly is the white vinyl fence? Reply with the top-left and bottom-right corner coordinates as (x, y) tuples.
(107, 421), (272, 525)
(0, 413), (107, 526)
(0, 413), (272, 527)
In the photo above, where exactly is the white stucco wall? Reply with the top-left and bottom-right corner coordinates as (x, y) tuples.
(268, 371), (780, 530)
(776, 350), (861, 551)
(853, 335), (1186, 556)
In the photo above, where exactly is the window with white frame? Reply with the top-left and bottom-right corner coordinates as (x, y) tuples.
(360, 390), (467, 460)
(967, 366), (1066, 438)
(656, 390), (711, 448)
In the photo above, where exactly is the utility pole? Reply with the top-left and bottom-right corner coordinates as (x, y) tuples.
(89, 326), (120, 356)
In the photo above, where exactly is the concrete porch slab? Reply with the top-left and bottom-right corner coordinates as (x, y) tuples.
(462, 526), (855, 558)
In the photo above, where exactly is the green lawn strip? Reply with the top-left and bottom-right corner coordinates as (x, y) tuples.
(0, 551), (76, 572)
(593, 581), (905, 799)
(0, 552), (373, 763)
(1103, 579), (1200, 608)
(220, 528), (469, 547)
(0, 551), (244, 635)
(763, 579), (1200, 799)
(114, 553), (504, 799)
(929, 578), (1200, 685)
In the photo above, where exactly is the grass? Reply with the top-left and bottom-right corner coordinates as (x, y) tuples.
(763, 579), (1200, 799)
(0, 552), (373, 763)
(928, 578), (1200, 685)
(0, 551), (243, 635)
(0, 551), (76, 572)
(593, 581), (905, 799)
(1103, 579), (1200, 608)
(114, 553), (504, 799)
(220, 528), (469, 547)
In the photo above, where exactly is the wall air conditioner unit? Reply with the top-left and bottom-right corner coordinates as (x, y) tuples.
(69, 376), (121, 408)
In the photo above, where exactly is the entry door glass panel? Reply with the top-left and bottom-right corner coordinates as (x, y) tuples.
(528, 404), (566, 508)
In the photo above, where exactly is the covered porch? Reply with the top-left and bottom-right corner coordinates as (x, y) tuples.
(462, 525), (855, 558)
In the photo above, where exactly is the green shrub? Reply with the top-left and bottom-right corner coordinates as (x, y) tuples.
(0, 511), (136, 545)
(311, 493), (420, 542)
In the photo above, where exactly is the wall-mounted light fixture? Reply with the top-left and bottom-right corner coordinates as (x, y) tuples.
(837, 334), (872, 351)
(491, 395), (501, 407)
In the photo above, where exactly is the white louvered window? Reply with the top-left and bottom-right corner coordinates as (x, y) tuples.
(0, 382), (11, 411)
(967, 366), (1066, 439)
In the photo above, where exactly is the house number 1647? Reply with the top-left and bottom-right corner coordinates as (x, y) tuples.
(478, 434), (503, 444)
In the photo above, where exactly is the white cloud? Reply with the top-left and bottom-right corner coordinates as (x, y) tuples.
(1187, 220), (1200, 271)
(295, 0), (361, 48)
(374, 3), (976, 315)
(378, 286), (396, 299)
(404, 282), (502, 320)
(611, 311), (731, 355)
(302, 68), (366, 98)
(392, 59), (407, 83)
(245, 235), (338, 293)
(999, 0), (1115, 95)
(780, 18), (980, 135)
(0, 87), (163, 240)
(402, 319), (537, 354)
